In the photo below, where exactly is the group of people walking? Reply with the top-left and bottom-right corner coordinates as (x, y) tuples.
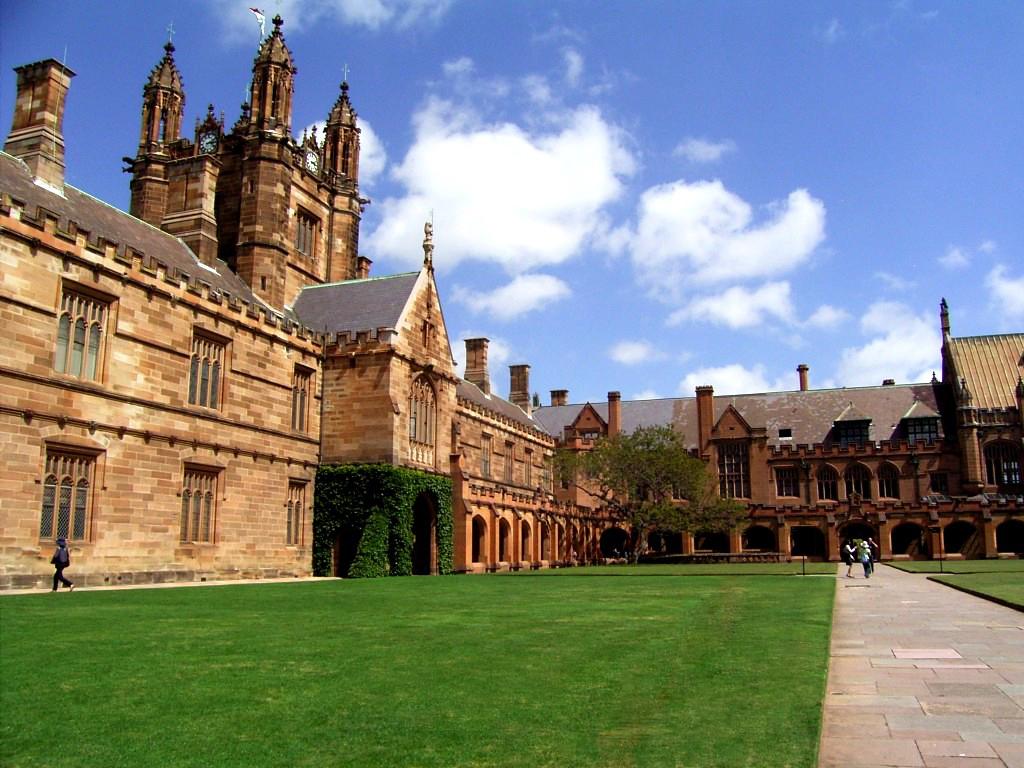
(842, 537), (878, 578)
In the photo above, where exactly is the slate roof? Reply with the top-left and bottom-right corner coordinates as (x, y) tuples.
(0, 152), (262, 304)
(290, 272), (420, 334)
(457, 379), (543, 433)
(534, 383), (944, 450)
(947, 334), (1024, 410)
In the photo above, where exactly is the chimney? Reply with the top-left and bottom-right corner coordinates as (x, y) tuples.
(607, 391), (621, 436)
(797, 364), (809, 392)
(509, 364), (531, 416)
(696, 385), (714, 453)
(464, 338), (490, 395)
(356, 256), (372, 280)
(550, 389), (568, 407)
(4, 59), (76, 191)
(882, 378), (895, 386)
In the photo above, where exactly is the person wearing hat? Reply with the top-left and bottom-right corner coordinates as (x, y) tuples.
(50, 537), (74, 592)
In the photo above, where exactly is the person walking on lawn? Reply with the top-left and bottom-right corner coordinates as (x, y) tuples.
(50, 537), (74, 592)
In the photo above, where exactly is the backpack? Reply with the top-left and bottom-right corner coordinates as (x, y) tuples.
(52, 547), (69, 566)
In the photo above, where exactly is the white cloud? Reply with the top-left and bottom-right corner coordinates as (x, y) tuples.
(875, 271), (914, 291)
(453, 274), (571, 321)
(978, 240), (997, 254)
(451, 332), (512, 382)
(521, 75), (554, 106)
(939, 246), (969, 270)
(805, 304), (850, 329)
(443, 57), (475, 78)
(835, 301), (941, 386)
(678, 364), (790, 397)
(615, 181), (825, 300)
(672, 137), (736, 164)
(632, 389), (661, 401)
(218, 0), (455, 35)
(667, 281), (795, 329)
(609, 340), (667, 366)
(817, 18), (844, 44)
(563, 48), (584, 87)
(366, 97), (635, 272)
(986, 264), (1024, 321)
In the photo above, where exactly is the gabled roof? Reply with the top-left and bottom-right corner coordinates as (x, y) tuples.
(457, 378), (542, 433)
(534, 382), (944, 450)
(834, 402), (872, 424)
(0, 152), (262, 304)
(947, 334), (1024, 410)
(902, 400), (940, 420)
(570, 402), (606, 430)
(291, 272), (420, 334)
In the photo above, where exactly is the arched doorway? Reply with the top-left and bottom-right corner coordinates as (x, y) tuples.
(891, 522), (927, 557)
(944, 521), (977, 556)
(333, 525), (362, 577)
(520, 521), (532, 564)
(540, 522), (551, 560)
(471, 515), (487, 565)
(498, 518), (511, 562)
(790, 526), (826, 559)
(742, 525), (776, 551)
(839, 521), (876, 543)
(411, 492), (437, 575)
(555, 523), (565, 561)
(695, 531), (730, 553)
(996, 519), (1024, 555)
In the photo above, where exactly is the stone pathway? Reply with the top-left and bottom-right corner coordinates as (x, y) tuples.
(819, 564), (1024, 768)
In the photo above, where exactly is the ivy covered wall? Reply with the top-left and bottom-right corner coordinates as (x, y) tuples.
(313, 464), (453, 577)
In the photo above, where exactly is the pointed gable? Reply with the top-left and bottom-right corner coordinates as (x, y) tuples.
(571, 403), (607, 437)
(711, 404), (753, 439)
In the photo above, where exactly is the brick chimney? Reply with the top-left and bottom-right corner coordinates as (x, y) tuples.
(356, 256), (372, 280)
(4, 59), (76, 191)
(550, 389), (568, 407)
(607, 391), (621, 436)
(509, 364), (531, 416)
(797, 364), (809, 391)
(696, 385), (714, 453)
(464, 338), (490, 395)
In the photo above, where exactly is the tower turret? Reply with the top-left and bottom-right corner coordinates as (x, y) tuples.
(247, 15), (295, 135)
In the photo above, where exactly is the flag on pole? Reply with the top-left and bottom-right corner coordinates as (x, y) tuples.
(249, 7), (265, 39)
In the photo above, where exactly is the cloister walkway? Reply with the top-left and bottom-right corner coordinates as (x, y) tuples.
(819, 564), (1024, 767)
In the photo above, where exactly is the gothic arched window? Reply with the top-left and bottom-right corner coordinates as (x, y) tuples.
(409, 375), (436, 466)
(845, 464), (873, 500)
(985, 442), (1022, 492)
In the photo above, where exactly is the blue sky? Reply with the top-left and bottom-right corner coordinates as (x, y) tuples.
(2, 1), (1022, 405)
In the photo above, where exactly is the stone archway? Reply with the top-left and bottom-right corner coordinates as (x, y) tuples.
(790, 526), (826, 559)
(742, 525), (776, 552)
(839, 521), (877, 542)
(411, 492), (437, 575)
(498, 518), (512, 562)
(944, 520), (978, 556)
(520, 520), (532, 565)
(695, 530), (730, 553)
(333, 526), (361, 577)
(540, 521), (551, 560)
(600, 527), (629, 558)
(996, 519), (1024, 555)
(891, 522), (928, 558)
(471, 515), (487, 565)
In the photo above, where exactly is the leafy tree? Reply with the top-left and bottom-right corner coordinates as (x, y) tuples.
(532, 392), (542, 408)
(556, 425), (746, 561)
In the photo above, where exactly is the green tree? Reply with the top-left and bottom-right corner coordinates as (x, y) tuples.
(556, 425), (746, 561)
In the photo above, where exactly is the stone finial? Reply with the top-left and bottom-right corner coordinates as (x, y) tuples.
(423, 220), (434, 266)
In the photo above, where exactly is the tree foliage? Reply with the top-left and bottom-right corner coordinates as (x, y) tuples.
(556, 425), (746, 557)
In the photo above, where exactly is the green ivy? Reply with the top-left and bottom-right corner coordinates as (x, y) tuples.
(313, 464), (453, 578)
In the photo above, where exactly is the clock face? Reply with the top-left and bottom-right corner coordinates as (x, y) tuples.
(305, 149), (319, 173)
(198, 131), (218, 154)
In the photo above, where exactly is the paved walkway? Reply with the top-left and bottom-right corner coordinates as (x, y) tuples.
(819, 564), (1024, 768)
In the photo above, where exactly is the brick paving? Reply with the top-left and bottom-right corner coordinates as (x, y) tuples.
(819, 564), (1024, 768)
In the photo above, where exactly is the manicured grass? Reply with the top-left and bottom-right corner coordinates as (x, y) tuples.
(927, 573), (1024, 610)
(884, 559), (1024, 574)
(1, 569), (834, 768)
(519, 561), (838, 576)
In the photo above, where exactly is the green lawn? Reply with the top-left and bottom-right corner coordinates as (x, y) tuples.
(1, 568), (834, 768)
(884, 559), (1024, 574)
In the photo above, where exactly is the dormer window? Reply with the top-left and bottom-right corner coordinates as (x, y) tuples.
(905, 417), (939, 445)
(836, 421), (870, 448)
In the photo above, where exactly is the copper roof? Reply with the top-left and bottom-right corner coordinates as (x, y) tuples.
(947, 334), (1024, 410)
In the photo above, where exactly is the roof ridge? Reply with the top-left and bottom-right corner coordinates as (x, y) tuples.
(301, 271), (420, 290)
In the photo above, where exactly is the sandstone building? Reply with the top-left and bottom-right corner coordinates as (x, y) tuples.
(1, 20), (1020, 589)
